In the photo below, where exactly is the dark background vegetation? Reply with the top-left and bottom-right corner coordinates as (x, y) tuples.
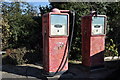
(1, 2), (120, 65)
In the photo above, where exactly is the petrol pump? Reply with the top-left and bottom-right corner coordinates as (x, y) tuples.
(42, 8), (71, 75)
(81, 11), (107, 67)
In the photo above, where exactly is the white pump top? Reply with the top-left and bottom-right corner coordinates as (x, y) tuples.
(52, 8), (60, 13)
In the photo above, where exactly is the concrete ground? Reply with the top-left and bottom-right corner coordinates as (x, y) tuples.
(2, 64), (45, 80)
(1, 59), (120, 80)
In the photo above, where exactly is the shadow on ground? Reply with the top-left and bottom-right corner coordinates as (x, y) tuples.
(1, 60), (120, 80)
(59, 60), (120, 80)
(2, 64), (48, 80)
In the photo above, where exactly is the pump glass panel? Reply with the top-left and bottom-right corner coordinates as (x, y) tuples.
(92, 16), (105, 35)
(50, 14), (68, 36)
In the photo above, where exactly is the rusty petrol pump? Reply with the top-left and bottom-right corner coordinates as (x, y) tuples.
(42, 8), (75, 76)
(81, 11), (107, 68)
(42, 8), (106, 77)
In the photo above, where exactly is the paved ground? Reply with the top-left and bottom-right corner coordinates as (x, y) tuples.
(2, 64), (45, 79)
(1, 60), (120, 80)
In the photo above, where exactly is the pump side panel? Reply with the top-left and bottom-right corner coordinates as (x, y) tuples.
(81, 16), (92, 66)
(49, 37), (68, 72)
(42, 13), (49, 72)
(90, 36), (105, 66)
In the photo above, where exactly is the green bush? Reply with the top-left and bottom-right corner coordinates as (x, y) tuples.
(2, 48), (27, 65)
(2, 47), (42, 65)
(105, 39), (119, 57)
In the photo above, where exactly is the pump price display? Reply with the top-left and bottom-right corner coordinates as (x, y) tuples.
(50, 14), (68, 36)
(92, 16), (105, 35)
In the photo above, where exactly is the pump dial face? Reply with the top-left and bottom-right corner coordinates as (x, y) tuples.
(92, 16), (105, 35)
(50, 14), (68, 36)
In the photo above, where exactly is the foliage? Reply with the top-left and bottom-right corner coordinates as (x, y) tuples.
(2, 2), (39, 49)
(2, 2), (42, 65)
(1, 18), (10, 49)
(105, 2), (120, 57)
(2, 48), (27, 65)
(106, 2), (120, 45)
(2, 47), (41, 65)
(105, 39), (119, 57)
(39, 5), (52, 15)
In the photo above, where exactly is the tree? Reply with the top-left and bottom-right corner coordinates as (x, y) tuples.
(105, 2), (120, 54)
(2, 2), (42, 64)
(2, 2), (39, 49)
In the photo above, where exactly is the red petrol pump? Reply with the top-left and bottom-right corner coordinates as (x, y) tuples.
(42, 8), (71, 75)
(81, 11), (107, 67)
